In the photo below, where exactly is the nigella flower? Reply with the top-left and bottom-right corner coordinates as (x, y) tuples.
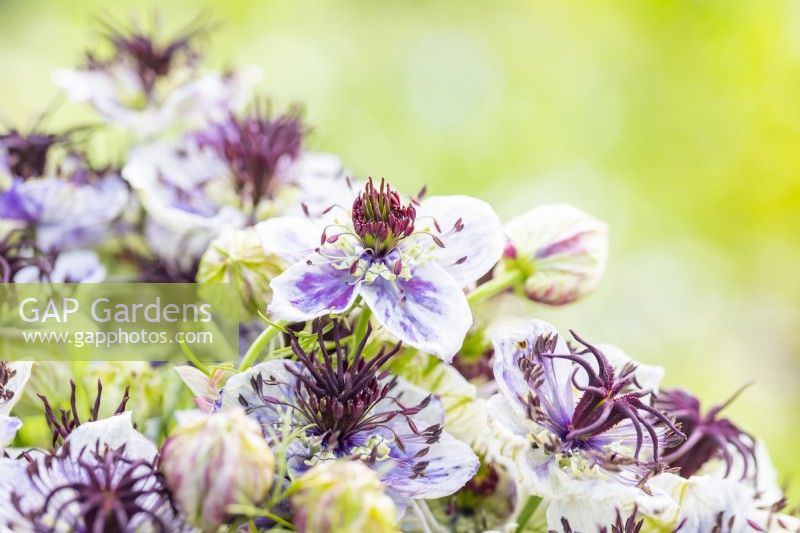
(0, 380), (187, 531)
(487, 320), (683, 530)
(646, 387), (798, 532)
(53, 14), (261, 138)
(0, 413), (187, 532)
(258, 178), (505, 361)
(0, 361), (32, 454)
(0, 126), (128, 252)
(217, 320), (479, 513)
(122, 104), (349, 273)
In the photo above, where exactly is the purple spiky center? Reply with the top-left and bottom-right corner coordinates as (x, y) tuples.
(13, 444), (176, 533)
(520, 331), (684, 464)
(0, 130), (64, 180)
(239, 320), (437, 454)
(196, 108), (305, 210)
(656, 386), (757, 480)
(351, 178), (417, 258)
(88, 16), (207, 96)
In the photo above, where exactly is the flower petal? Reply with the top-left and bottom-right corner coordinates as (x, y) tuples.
(491, 320), (574, 426)
(0, 416), (22, 450)
(218, 360), (300, 425)
(0, 361), (32, 416)
(255, 216), (322, 263)
(381, 428), (479, 503)
(414, 195), (505, 286)
(62, 412), (157, 462)
(545, 479), (677, 532)
(268, 256), (361, 322)
(360, 261), (471, 363)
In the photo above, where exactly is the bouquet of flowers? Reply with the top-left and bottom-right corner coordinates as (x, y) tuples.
(0, 13), (797, 533)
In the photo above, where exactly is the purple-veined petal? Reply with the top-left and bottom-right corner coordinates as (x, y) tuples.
(360, 261), (471, 363)
(219, 360), (300, 420)
(413, 195), (505, 287)
(268, 254), (362, 322)
(0, 179), (34, 221)
(0, 361), (32, 416)
(491, 320), (574, 427)
(255, 216), (322, 263)
(379, 420), (479, 504)
(0, 416), (22, 450)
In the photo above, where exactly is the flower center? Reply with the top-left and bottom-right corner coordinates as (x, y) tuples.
(16, 445), (175, 532)
(196, 107), (304, 212)
(519, 331), (684, 464)
(242, 320), (434, 454)
(87, 17), (207, 96)
(1, 130), (63, 180)
(656, 385), (757, 480)
(352, 178), (416, 258)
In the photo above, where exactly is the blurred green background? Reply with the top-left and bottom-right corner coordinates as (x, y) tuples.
(2, 0), (799, 498)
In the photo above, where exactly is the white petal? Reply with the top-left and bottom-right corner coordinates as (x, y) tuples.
(414, 195), (505, 286)
(255, 216), (322, 263)
(649, 472), (756, 532)
(0, 361), (32, 416)
(175, 365), (218, 400)
(360, 261), (472, 363)
(594, 343), (664, 394)
(61, 412), (157, 462)
(545, 479), (677, 532)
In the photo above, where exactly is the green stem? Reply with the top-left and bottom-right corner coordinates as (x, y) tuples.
(514, 495), (542, 533)
(353, 305), (371, 342)
(467, 269), (524, 305)
(240, 321), (287, 371)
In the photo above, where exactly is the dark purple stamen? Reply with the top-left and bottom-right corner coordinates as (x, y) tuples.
(196, 105), (305, 210)
(38, 379), (130, 449)
(0, 130), (66, 180)
(522, 331), (685, 463)
(553, 506), (644, 533)
(239, 319), (436, 454)
(352, 178), (416, 258)
(0, 231), (52, 283)
(89, 15), (209, 96)
(656, 385), (758, 480)
(13, 444), (176, 533)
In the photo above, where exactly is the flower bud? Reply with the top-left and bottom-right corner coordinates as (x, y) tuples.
(197, 227), (284, 316)
(500, 204), (608, 305)
(291, 460), (398, 533)
(161, 409), (274, 532)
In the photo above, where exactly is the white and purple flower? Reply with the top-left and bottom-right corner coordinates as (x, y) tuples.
(648, 387), (797, 532)
(258, 178), (505, 361)
(0, 129), (128, 252)
(487, 320), (683, 530)
(217, 321), (479, 514)
(53, 16), (261, 138)
(122, 106), (350, 275)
